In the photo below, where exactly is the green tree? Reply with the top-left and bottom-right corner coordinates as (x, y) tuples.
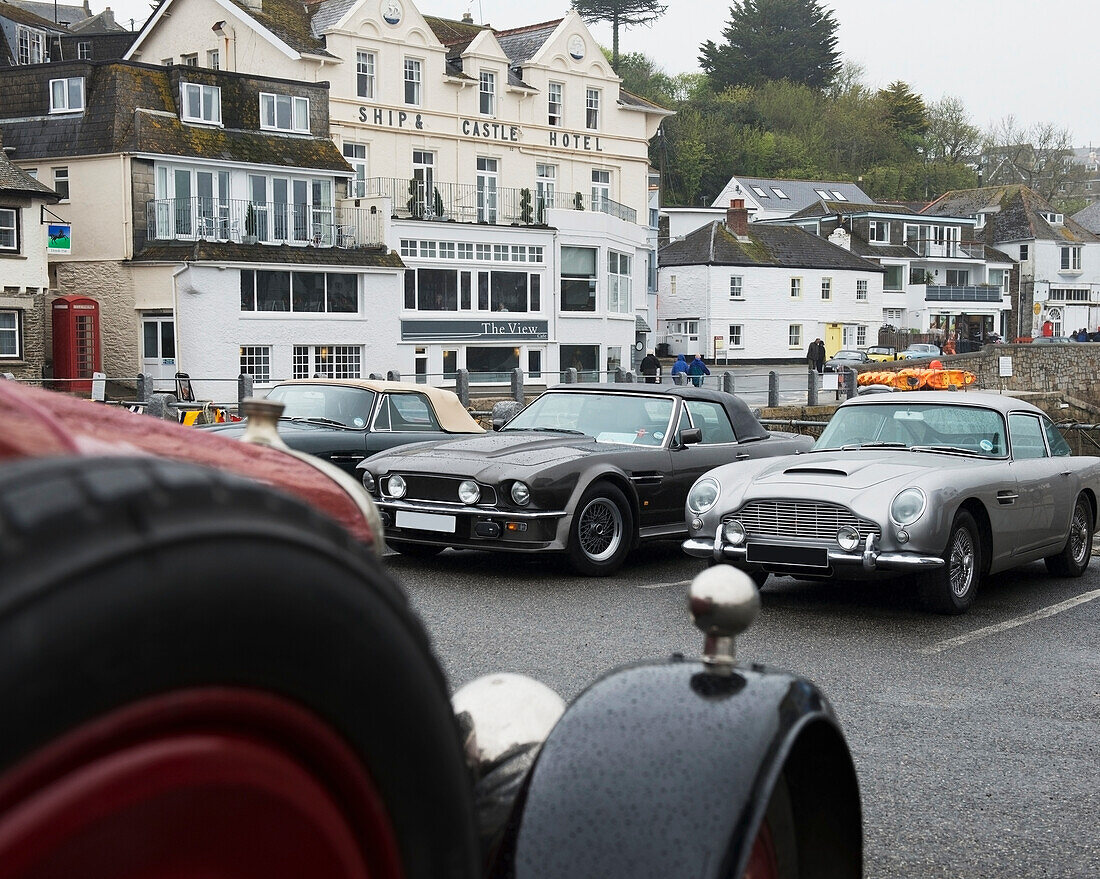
(878, 81), (928, 140)
(572, 0), (667, 70)
(699, 0), (840, 91)
(610, 51), (676, 105)
(925, 96), (981, 164)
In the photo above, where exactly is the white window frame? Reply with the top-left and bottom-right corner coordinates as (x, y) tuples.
(343, 143), (367, 198)
(479, 70), (495, 116)
(293, 344), (362, 379)
(404, 58), (422, 106)
(53, 167), (69, 201)
(548, 81), (562, 126)
(181, 53), (198, 66)
(476, 157), (498, 223)
(856, 325), (867, 347)
(790, 277), (802, 298)
(608, 250), (631, 314)
(49, 77), (84, 113)
(0, 309), (21, 359)
(259, 93), (309, 133)
(181, 82), (222, 125)
(869, 220), (889, 243)
(0, 208), (17, 251)
(856, 279), (868, 300)
(356, 50), (376, 100)
(239, 346), (271, 382)
(17, 26), (46, 65)
(1061, 246), (1082, 272)
(1020, 244), (1029, 261)
(207, 49), (219, 69)
(789, 324), (802, 348)
(728, 323), (743, 348)
(821, 277), (832, 299)
(77, 41), (91, 60)
(585, 87), (600, 130)
(729, 275), (743, 299)
(591, 169), (610, 212)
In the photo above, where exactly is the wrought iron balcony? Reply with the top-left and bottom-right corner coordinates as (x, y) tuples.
(145, 198), (385, 248)
(925, 285), (1005, 302)
(364, 178), (637, 225)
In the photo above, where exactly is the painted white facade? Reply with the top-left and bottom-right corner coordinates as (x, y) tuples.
(1026, 237), (1100, 336)
(125, 0), (671, 386)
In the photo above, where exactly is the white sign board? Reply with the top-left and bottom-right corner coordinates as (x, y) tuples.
(822, 371), (839, 391)
(91, 371), (106, 401)
(998, 356), (1013, 378)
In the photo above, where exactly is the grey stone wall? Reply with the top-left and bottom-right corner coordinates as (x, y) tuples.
(131, 159), (155, 254)
(53, 261), (138, 385)
(0, 289), (46, 381)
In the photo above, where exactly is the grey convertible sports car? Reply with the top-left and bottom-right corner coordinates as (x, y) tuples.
(683, 392), (1100, 613)
(358, 384), (813, 574)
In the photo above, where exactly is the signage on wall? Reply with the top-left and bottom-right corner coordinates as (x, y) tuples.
(354, 110), (605, 153)
(382, 1), (402, 25)
(47, 224), (71, 254)
(401, 319), (549, 342)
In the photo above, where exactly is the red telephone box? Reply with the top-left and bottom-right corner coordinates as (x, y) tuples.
(52, 295), (101, 394)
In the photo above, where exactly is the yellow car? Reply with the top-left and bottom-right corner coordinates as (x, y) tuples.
(864, 345), (898, 362)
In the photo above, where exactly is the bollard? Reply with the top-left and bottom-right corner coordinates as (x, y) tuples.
(145, 393), (178, 421)
(237, 372), (254, 404)
(386, 370), (401, 382)
(768, 371), (779, 408)
(846, 368), (858, 399)
(673, 373), (686, 386)
(721, 372), (735, 394)
(565, 368), (578, 384)
(369, 373), (383, 380)
(455, 369), (470, 406)
(807, 368), (818, 407)
(624, 370), (636, 383)
(614, 367), (626, 383)
(510, 368), (524, 403)
(136, 373), (151, 403)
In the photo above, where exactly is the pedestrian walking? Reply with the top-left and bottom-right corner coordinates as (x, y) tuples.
(810, 338), (826, 374)
(670, 354), (689, 383)
(639, 350), (661, 383)
(688, 354), (711, 387)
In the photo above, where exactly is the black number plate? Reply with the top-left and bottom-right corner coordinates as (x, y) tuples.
(746, 543), (829, 569)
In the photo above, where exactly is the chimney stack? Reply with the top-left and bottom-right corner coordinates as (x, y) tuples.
(462, 10), (473, 23)
(726, 199), (748, 237)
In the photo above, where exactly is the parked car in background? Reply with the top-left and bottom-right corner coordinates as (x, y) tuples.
(863, 345), (898, 362)
(824, 350), (870, 372)
(1031, 336), (1075, 344)
(359, 384), (814, 574)
(684, 392), (1100, 614)
(897, 343), (942, 359)
(0, 379), (862, 879)
(201, 379), (484, 477)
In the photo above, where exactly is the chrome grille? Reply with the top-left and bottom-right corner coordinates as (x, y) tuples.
(728, 500), (879, 541)
(399, 474), (497, 505)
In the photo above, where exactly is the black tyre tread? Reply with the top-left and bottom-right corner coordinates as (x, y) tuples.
(1044, 494), (1094, 577)
(566, 480), (633, 576)
(0, 456), (478, 879)
(918, 510), (980, 615)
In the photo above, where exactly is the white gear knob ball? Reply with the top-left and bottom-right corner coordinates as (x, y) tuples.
(452, 673), (565, 768)
(689, 564), (760, 639)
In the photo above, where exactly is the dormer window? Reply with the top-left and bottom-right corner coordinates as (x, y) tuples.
(49, 77), (84, 113)
(17, 26), (46, 64)
(479, 71), (495, 116)
(260, 93), (309, 133)
(869, 220), (889, 243)
(1041, 211), (1064, 225)
(181, 82), (221, 124)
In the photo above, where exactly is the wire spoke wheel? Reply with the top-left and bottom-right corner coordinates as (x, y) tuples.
(1046, 495), (1094, 577)
(948, 527), (976, 598)
(1068, 503), (1090, 566)
(578, 498), (623, 562)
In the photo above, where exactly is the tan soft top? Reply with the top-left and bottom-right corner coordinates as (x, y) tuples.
(276, 379), (485, 433)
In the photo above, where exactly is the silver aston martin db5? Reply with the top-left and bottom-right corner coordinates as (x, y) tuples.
(683, 392), (1100, 613)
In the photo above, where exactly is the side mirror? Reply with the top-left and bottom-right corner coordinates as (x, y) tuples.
(679, 427), (702, 446)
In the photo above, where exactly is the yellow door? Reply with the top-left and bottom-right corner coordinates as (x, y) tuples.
(824, 324), (843, 358)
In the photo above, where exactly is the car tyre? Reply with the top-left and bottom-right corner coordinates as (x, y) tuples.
(0, 457), (479, 879)
(567, 481), (633, 576)
(387, 539), (446, 558)
(919, 510), (981, 614)
(1044, 494), (1094, 577)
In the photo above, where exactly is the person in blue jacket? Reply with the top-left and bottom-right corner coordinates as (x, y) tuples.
(688, 354), (711, 387)
(670, 354), (689, 381)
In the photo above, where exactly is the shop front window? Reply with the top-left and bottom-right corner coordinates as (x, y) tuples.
(561, 343), (599, 381)
(467, 346), (520, 383)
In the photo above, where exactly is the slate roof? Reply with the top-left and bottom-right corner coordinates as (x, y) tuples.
(225, 0), (335, 57)
(495, 19), (559, 63)
(308, 0), (354, 35)
(1071, 201), (1100, 235)
(786, 200), (917, 220)
(68, 9), (128, 33)
(0, 61), (349, 172)
(0, 132), (58, 198)
(923, 185), (1100, 244)
(135, 241), (405, 267)
(659, 221), (885, 273)
(0, 0), (71, 29)
(5, 0), (88, 27)
(711, 177), (874, 212)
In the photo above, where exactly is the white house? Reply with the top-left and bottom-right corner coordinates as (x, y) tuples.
(123, 0), (673, 385)
(658, 200), (884, 361)
(923, 186), (1100, 339)
(710, 176), (874, 222)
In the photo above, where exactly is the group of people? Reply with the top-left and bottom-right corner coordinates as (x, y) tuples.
(805, 338), (827, 373)
(639, 352), (711, 386)
(1071, 327), (1100, 342)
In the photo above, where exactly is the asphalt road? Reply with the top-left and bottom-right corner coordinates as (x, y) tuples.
(388, 542), (1100, 879)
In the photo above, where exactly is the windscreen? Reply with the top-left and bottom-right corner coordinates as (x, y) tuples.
(815, 403), (1008, 457)
(504, 392), (675, 445)
(265, 384), (376, 428)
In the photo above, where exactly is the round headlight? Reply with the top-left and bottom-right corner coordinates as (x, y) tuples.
(511, 481), (530, 505)
(458, 480), (481, 505)
(837, 524), (860, 551)
(387, 474), (406, 499)
(361, 470), (376, 493)
(687, 478), (721, 514)
(891, 487), (926, 526)
(723, 520), (746, 546)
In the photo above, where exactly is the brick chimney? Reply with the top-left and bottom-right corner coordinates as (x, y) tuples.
(726, 199), (748, 237)
(462, 10), (473, 23)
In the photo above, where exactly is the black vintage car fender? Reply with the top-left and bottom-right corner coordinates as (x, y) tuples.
(494, 659), (860, 879)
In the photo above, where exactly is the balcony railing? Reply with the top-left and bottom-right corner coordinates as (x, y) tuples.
(146, 198), (385, 248)
(364, 177), (637, 225)
(925, 285), (1005, 302)
(906, 240), (986, 259)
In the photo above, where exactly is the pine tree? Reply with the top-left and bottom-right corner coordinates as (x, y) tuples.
(572, 0), (667, 70)
(699, 0), (840, 91)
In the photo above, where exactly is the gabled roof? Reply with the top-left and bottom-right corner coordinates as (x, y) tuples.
(786, 200), (917, 220)
(923, 185), (1100, 244)
(4, 0), (87, 27)
(712, 176), (874, 212)
(495, 19), (560, 64)
(224, 0), (335, 57)
(659, 221), (884, 273)
(0, 134), (58, 199)
(0, 0), (67, 30)
(424, 14), (485, 49)
(1071, 201), (1100, 235)
(68, 8), (128, 33)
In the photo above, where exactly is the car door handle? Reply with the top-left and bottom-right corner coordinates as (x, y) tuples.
(997, 490), (1018, 504)
(735, 453), (751, 460)
(330, 454), (366, 463)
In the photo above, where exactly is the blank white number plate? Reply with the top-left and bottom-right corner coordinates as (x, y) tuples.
(396, 510), (456, 533)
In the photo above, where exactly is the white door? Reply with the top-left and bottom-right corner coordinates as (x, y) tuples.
(142, 315), (176, 386)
